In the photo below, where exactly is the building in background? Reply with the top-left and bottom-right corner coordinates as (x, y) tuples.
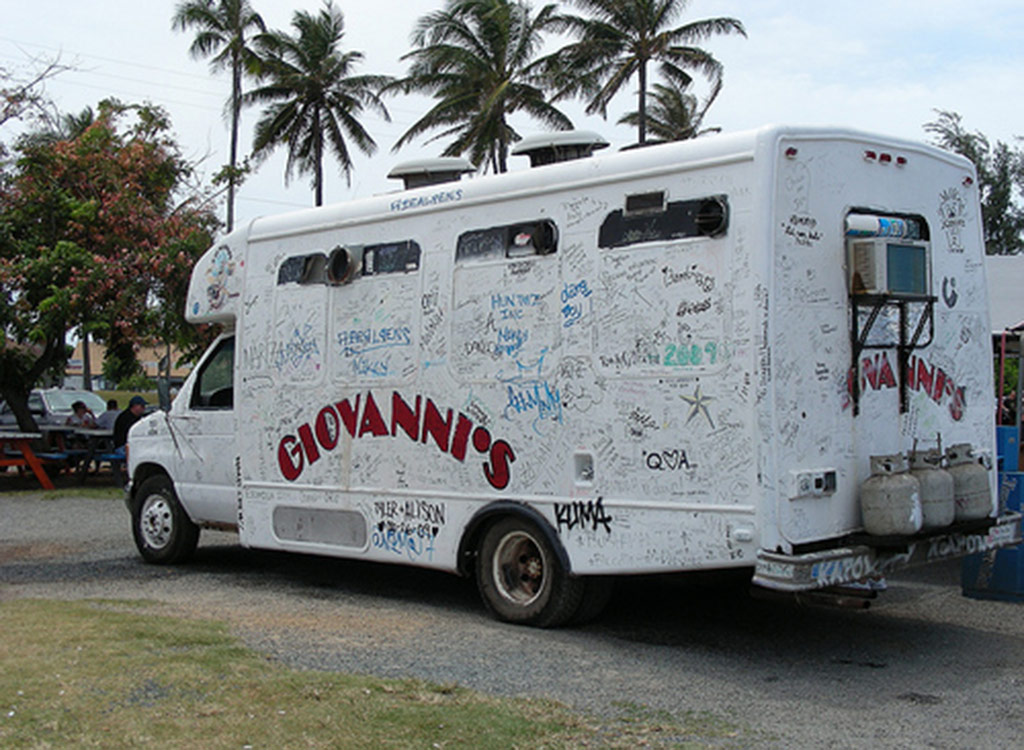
(64, 340), (193, 390)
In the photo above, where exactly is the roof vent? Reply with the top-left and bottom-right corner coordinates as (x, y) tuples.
(511, 130), (610, 167)
(387, 157), (475, 190)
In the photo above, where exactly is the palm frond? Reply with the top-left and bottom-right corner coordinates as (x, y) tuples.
(387, 0), (572, 173)
(241, 0), (388, 203)
(549, 0), (743, 143)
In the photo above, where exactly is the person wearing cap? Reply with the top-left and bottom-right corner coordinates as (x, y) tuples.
(113, 395), (148, 452)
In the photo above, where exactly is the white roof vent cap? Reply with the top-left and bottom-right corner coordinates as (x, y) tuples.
(388, 157), (476, 189)
(511, 130), (610, 167)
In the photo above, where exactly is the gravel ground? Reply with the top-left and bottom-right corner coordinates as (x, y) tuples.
(2, 491), (1023, 749)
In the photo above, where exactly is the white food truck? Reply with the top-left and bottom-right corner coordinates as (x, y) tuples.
(126, 125), (1022, 626)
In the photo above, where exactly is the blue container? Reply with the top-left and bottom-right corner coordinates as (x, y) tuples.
(996, 425), (1019, 472)
(961, 471), (1024, 602)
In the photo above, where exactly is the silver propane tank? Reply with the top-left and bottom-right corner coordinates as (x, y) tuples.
(860, 454), (923, 536)
(946, 443), (992, 521)
(908, 449), (955, 530)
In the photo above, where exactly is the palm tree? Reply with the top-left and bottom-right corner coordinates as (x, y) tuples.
(388, 0), (573, 174)
(547, 0), (744, 145)
(617, 78), (721, 142)
(18, 105), (95, 148)
(244, 2), (391, 206)
(54, 106), (97, 140)
(172, 0), (265, 232)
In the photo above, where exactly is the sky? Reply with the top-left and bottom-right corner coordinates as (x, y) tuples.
(2, 0), (1022, 231)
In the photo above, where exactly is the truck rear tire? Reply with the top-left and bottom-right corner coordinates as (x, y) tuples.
(475, 516), (584, 627)
(570, 577), (615, 625)
(132, 475), (199, 564)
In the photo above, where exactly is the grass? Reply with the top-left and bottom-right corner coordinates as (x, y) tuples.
(96, 390), (159, 411)
(0, 600), (748, 749)
(0, 482), (123, 500)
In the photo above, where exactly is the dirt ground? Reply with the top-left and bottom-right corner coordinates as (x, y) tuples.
(3, 491), (1023, 749)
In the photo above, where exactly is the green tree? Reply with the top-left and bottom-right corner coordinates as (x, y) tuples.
(0, 100), (217, 430)
(925, 110), (1024, 256)
(245, 1), (391, 206)
(547, 0), (744, 145)
(388, 0), (572, 173)
(617, 78), (720, 142)
(172, 0), (266, 232)
(18, 105), (103, 388)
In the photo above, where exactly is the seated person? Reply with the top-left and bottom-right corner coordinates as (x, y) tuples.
(113, 396), (148, 456)
(95, 399), (120, 430)
(66, 400), (98, 429)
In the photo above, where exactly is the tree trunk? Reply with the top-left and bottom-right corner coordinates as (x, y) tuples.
(81, 329), (92, 391)
(314, 110), (323, 206)
(228, 53), (242, 233)
(0, 385), (36, 434)
(497, 115), (508, 173)
(638, 60), (648, 145)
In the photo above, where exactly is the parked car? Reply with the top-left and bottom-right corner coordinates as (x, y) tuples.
(0, 388), (108, 429)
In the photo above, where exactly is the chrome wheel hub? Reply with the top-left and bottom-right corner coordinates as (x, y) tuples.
(139, 495), (173, 549)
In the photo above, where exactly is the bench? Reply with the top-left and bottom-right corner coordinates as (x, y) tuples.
(95, 452), (126, 487)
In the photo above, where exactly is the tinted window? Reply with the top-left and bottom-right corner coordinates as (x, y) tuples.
(277, 253), (327, 285)
(363, 240), (421, 275)
(456, 220), (558, 262)
(278, 240), (421, 285)
(599, 195), (729, 248)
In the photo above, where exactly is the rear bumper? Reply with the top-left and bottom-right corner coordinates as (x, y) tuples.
(753, 512), (1023, 591)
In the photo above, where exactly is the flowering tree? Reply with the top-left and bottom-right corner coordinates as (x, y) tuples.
(0, 99), (217, 430)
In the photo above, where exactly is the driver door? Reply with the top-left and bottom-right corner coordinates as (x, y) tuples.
(172, 335), (238, 525)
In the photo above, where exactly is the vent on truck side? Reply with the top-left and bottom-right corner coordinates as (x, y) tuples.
(511, 130), (609, 166)
(387, 157), (475, 189)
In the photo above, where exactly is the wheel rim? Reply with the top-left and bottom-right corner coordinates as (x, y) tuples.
(139, 494), (173, 550)
(492, 530), (546, 606)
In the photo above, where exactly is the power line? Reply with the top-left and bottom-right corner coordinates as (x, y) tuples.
(32, 75), (225, 115)
(62, 67), (223, 101)
(0, 35), (222, 86)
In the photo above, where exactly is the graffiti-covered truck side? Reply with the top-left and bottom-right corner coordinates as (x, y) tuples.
(126, 125), (1021, 626)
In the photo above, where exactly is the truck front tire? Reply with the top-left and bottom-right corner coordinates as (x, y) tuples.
(132, 475), (199, 564)
(475, 516), (585, 627)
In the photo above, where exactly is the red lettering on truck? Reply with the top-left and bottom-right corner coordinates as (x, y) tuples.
(276, 390), (518, 489)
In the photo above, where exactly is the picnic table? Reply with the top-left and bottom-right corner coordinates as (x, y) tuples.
(72, 427), (121, 485)
(0, 431), (55, 490)
(39, 424), (76, 445)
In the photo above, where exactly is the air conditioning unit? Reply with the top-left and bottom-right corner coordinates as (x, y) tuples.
(848, 237), (931, 296)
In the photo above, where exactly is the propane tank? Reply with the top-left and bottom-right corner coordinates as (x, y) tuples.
(908, 449), (955, 530)
(860, 454), (923, 536)
(946, 443), (992, 521)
